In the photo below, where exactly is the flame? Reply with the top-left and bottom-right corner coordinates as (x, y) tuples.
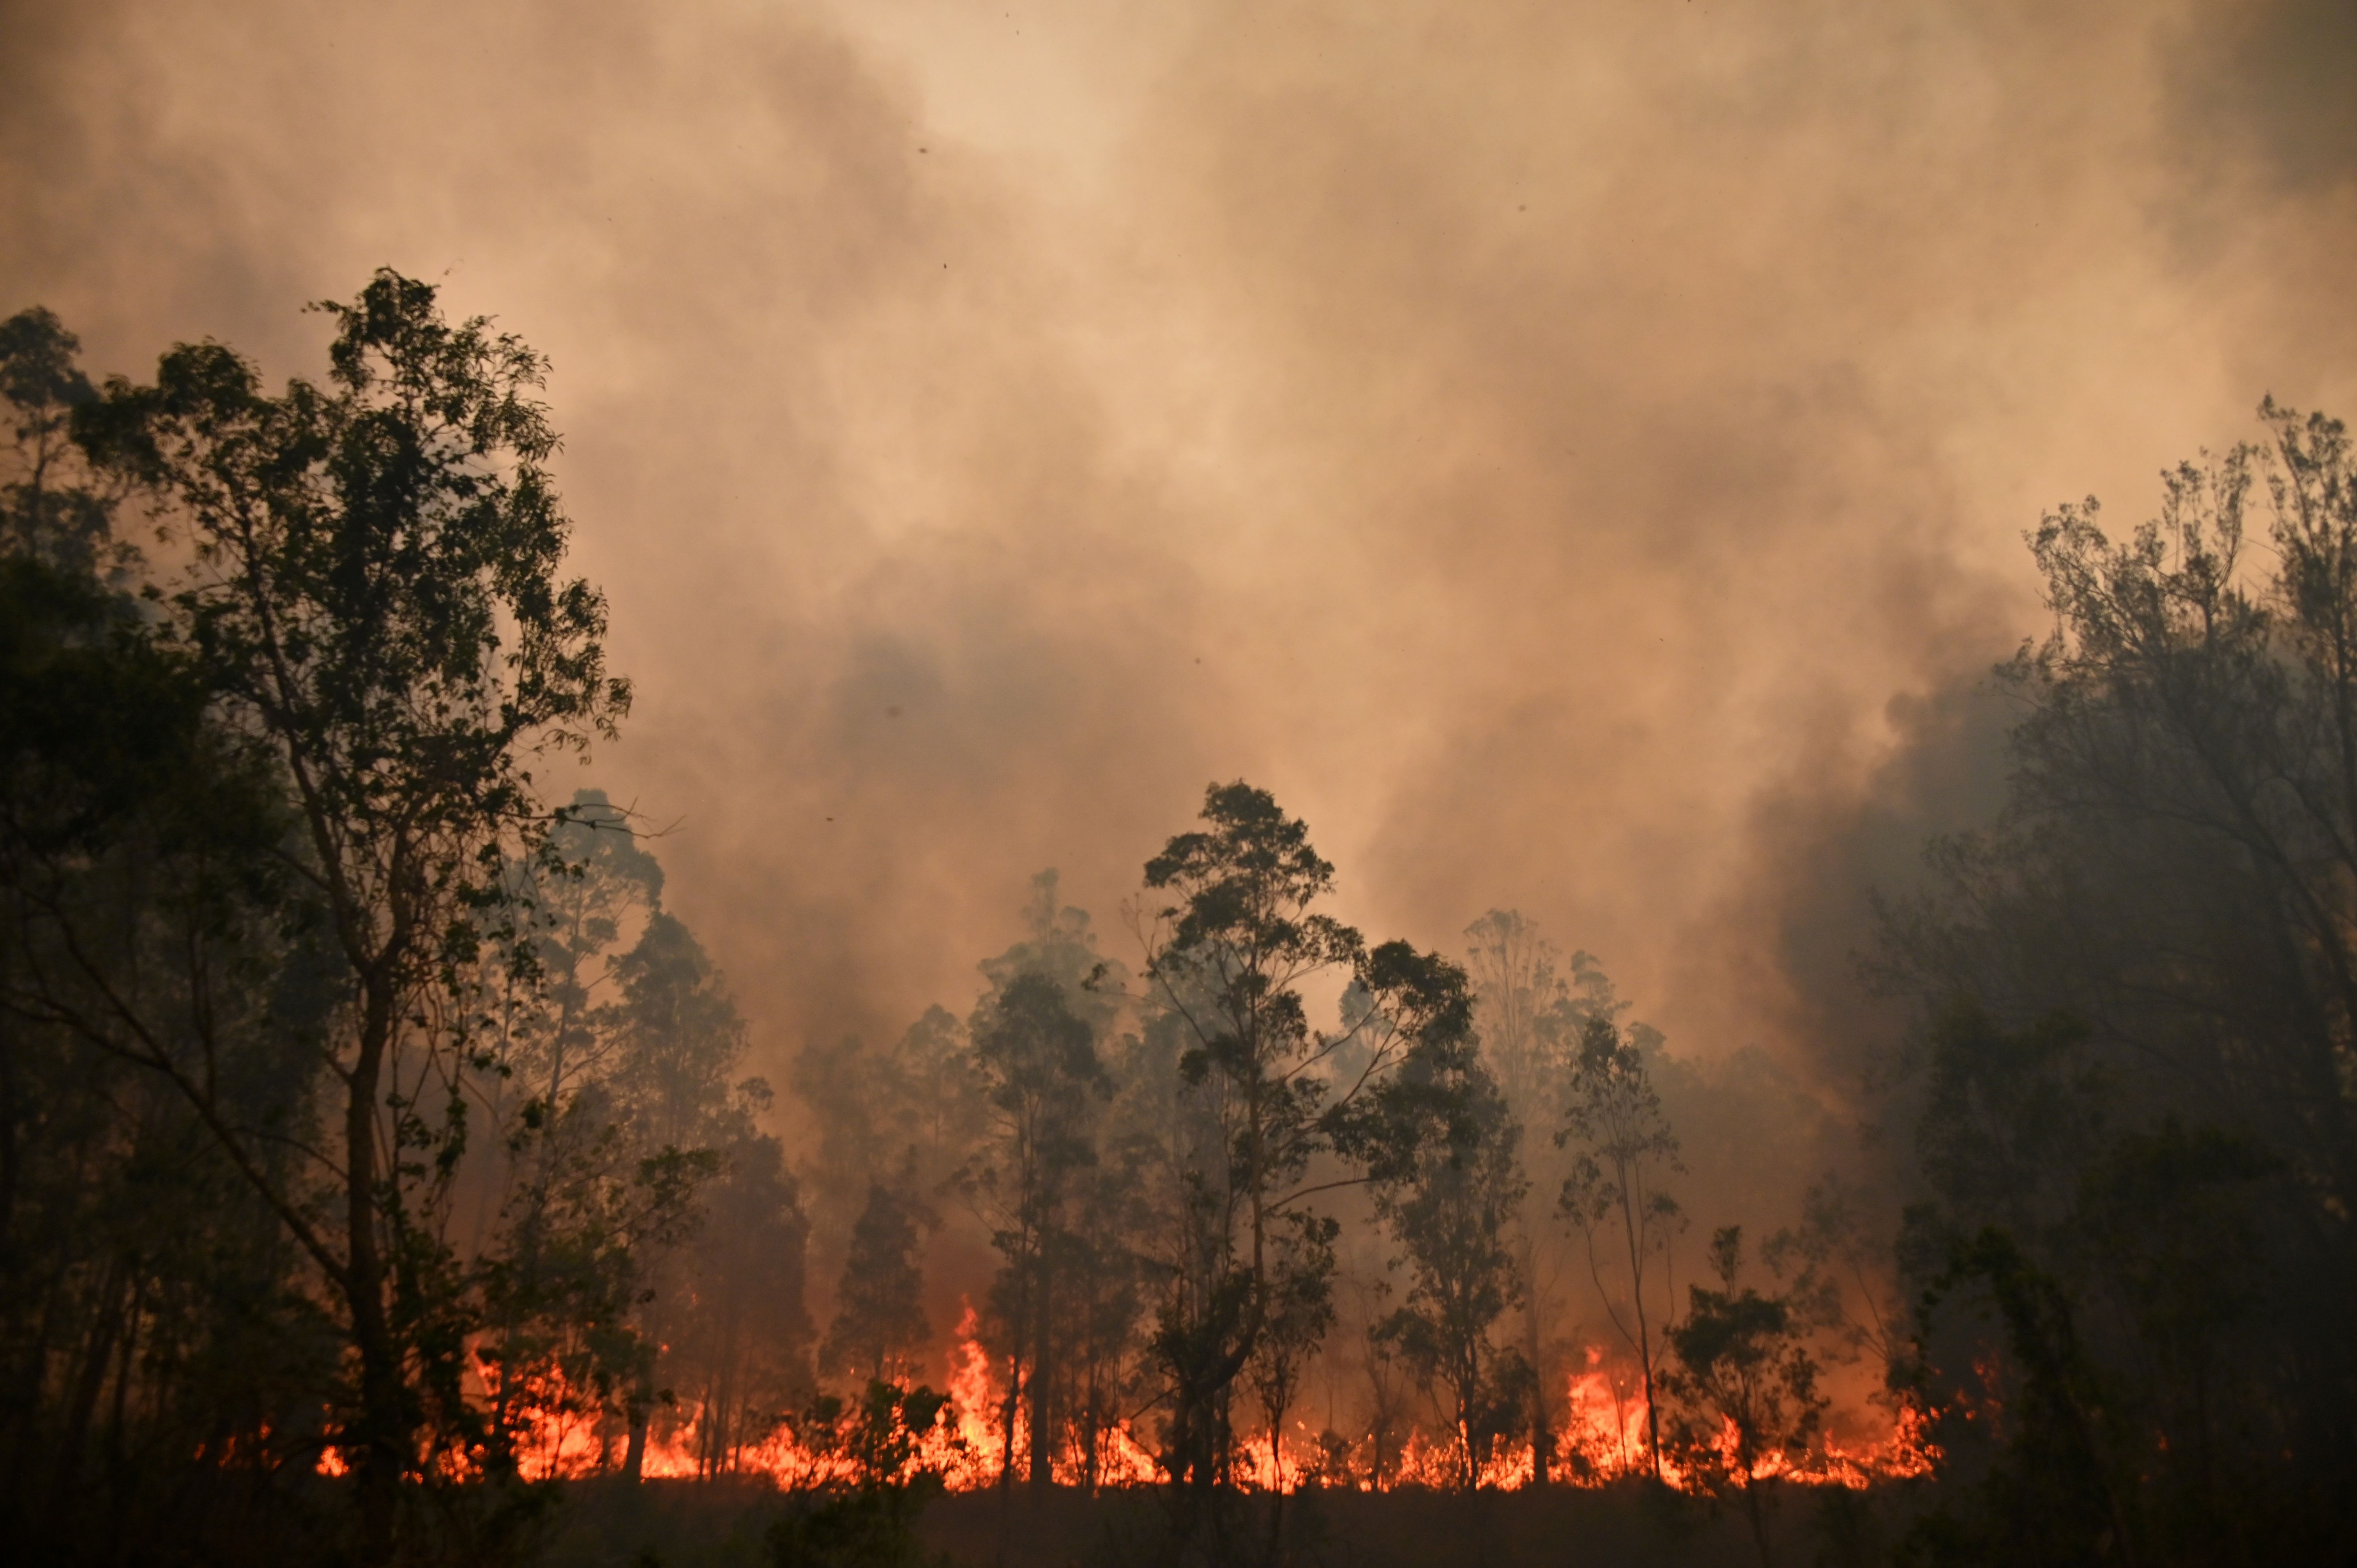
(946, 1300), (1003, 1481)
(313, 1333), (1936, 1496)
(1562, 1345), (1653, 1479)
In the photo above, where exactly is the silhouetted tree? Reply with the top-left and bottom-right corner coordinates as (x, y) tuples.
(1369, 1052), (1529, 1489)
(1661, 1227), (1827, 1568)
(1557, 1012), (1684, 1481)
(968, 970), (1104, 1491)
(823, 1183), (932, 1389)
(1874, 403), (2357, 1555)
(1463, 911), (1630, 1484)
(1137, 780), (1474, 1515)
(0, 307), (122, 576)
(664, 1134), (816, 1476)
(0, 302), (346, 1559)
(41, 269), (629, 1551)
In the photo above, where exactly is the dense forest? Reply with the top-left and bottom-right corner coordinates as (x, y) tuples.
(3, 274), (2353, 1568)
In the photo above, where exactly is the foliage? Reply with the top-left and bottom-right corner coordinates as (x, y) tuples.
(1368, 1051), (1529, 1489)
(1557, 1012), (1684, 1482)
(1461, 911), (1626, 1485)
(1661, 1227), (1826, 1568)
(1877, 404), (2357, 1549)
(0, 279), (772, 1560)
(823, 1185), (933, 1389)
(966, 965), (1107, 1490)
(0, 306), (124, 577)
(767, 1383), (960, 1568)
(1136, 781), (1474, 1504)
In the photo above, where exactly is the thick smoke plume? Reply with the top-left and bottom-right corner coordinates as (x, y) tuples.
(5, 0), (2353, 1161)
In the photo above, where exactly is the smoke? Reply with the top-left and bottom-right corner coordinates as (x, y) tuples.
(5, 0), (2353, 1159)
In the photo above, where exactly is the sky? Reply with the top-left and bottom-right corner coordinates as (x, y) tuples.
(6, 0), (2354, 1126)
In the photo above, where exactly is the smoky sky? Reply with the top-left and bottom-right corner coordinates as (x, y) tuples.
(6, 0), (2354, 1118)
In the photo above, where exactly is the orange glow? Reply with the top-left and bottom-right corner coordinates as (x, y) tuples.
(315, 1337), (1936, 1496)
(946, 1300), (1003, 1483)
(1562, 1346), (1653, 1480)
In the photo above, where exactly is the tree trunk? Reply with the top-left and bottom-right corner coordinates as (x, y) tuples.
(1028, 1250), (1053, 1495)
(622, 1408), (648, 1481)
(1745, 1480), (1774, 1568)
(1524, 1249), (1551, 1487)
(345, 986), (405, 1562)
(52, 1258), (128, 1500)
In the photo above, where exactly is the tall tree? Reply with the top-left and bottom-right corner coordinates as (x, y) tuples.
(0, 307), (121, 576)
(58, 269), (630, 1544)
(822, 1183), (933, 1390)
(0, 302), (348, 1559)
(475, 789), (670, 1467)
(1137, 781), (1474, 1504)
(967, 970), (1105, 1492)
(663, 1133), (815, 1477)
(1463, 911), (1628, 1484)
(1557, 1012), (1684, 1482)
(1877, 406), (2357, 1559)
(1368, 1052), (1529, 1489)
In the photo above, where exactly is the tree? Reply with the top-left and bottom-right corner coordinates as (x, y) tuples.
(1876, 406), (2357, 1557)
(1891, 1006), (2283, 1564)
(0, 302), (350, 1559)
(54, 269), (630, 1545)
(967, 970), (1105, 1492)
(475, 788), (673, 1472)
(965, 871), (1152, 1496)
(1557, 1011), (1684, 1482)
(1136, 780), (1474, 1506)
(1368, 1053), (1530, 1489)
(663, 1134), (816, 1477)
(1901, 1227), (2132, 1568)
(822, 1183), (932, 1390)
(609, 911), (754, 1153)
(0, 307), (122, 576)
(1463, 910), (1628, 1485)
(1660, 1228), (1826, 1568)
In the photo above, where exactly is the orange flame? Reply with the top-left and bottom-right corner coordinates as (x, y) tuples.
(315, 1331), (1936, 1496)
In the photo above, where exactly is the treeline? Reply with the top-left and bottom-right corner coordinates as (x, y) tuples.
(3, 274), (2353, 1568)
(793, 865), (1857, 1506)
(1869, 411), (2357, 1564)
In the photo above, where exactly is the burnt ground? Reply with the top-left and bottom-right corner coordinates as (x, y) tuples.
(545, 1475), (1916, 1567)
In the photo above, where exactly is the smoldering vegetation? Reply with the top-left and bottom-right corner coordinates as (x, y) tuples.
(6, 2), (2357, 1566)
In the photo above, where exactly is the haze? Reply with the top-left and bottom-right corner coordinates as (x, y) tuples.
(7, 0), (2353, 1109)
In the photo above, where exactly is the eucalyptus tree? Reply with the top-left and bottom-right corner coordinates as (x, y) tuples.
(967, 970), (1106, 1492)
(1368, 1053), (1529, 1489)
(1463, 911), (1634, 1483)
(474, 790), (665, 1452)
(1136, 781), (1475, 1500)
(822, 1182), (933, 1389)
(663, 1132), (814, 1478)
(1557, 1012), (1684, 1481)
(959, 872), (1139, 1493)
(57, 270), (632, 1542)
